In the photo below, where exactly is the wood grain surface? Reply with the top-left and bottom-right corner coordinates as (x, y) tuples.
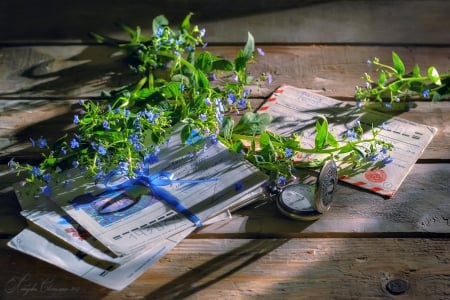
(0, 2), (449, 298)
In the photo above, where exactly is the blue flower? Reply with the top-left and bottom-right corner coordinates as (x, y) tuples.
(237, 98), (247, 109)
(129, 134), (139, 144)
(204, 97), (212, 106)
(145, 153), (159, 165)
(346, 129), (356, 141)
(277, 176), (286, 186)
(97, 145), (107, 155)
(31, 166), (41, 176)
(145, 110), (155, 122)
(72, 160), (79, 168)
(102, 120), (110, 130)
(384, 103), (392, 109)
(156, 27), (164, 37)
(367, 154), (379, 161)
(257, 48), (265, 56)
(119, 161), (129, 171)
(209, 134), (218, 145)
(285, 148), (293, 158)
(30, 137), (47, 148)
(267, 73), (273, 84)
(60, 146), (67, 155)
(70, 138), (79, 149)
(199, 28), (206, 37)
(73, 114), (80, 124)
(37, 137), (47, 148)
(41, 185), (52, 197)
(199, 114), (207, 122)
(227, 93), (237, 105)
(42, 173), (51, 183)
(208, 72), (217, 81)
(243, 89), (251, 98)
(234, 181), (244, 192)
(422, 89), (430, 98)
(356, 101), (363, 108)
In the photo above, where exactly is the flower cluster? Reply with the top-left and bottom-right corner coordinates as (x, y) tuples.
(10, 14), (395, 197)
(9, 14), (267, 196)
(355, 51), (449, 106)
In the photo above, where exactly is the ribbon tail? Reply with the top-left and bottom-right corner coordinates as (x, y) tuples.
(151, 186), (202, 227)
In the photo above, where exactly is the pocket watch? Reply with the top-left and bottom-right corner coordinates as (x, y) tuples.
(273, 159), (338, 221)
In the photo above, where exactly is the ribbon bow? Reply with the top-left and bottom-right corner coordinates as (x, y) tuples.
(104, 169), (218, 227)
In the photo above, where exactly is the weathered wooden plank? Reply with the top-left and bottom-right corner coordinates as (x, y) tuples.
(1, 238), (449, 299)
(1, 45), (449, 100)
(1, 0), (449, 44)
(1, 163), (449, 237)
(0, 46), (134, 98)
(198, 163), (450, 236)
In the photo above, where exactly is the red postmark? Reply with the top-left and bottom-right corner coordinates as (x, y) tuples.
(364, 169), (387, 183)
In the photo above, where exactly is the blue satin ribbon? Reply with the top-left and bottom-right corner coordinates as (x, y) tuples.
(103, 169), (218, 227)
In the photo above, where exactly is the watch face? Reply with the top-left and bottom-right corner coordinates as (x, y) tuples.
(276, 184), (322, 221)
(280, 184), (315, 211)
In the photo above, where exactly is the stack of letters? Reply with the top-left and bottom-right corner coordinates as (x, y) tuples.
(8, 124), (268, 290)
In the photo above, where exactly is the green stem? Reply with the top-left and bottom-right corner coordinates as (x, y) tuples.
(231, 134), (377, 154)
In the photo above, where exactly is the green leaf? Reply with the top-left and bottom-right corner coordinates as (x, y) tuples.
(234, 55), (248, 73)
(221, 116), (234, 140)
(427, 66), (442, 85)
(233, 112), (273, 135)
(378, 71), (387, 87)
(259, 132), (271, 147)
(314, 117), (328, 150)
(392, 52), (405, 76)
(412, 64), (421, 77)
(195, 52), (213, 73)
(197, 71), (210, 88)
(326, 131), (339, 148)
(388, 81), (403, 93)
(162, 81), (182, 99)
(230, 140), (244, 153)
(180, 12), (193, 31)
(181, 125), (192, 144)
(243, 32), (255, 60)
(212, 59), (234, 71)
(152, 15), (169, 35)
(171, 74), (191, 87)
(338, 143), (355, 154)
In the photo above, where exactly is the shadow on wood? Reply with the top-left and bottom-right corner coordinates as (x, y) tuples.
(144, 238), (289, 299)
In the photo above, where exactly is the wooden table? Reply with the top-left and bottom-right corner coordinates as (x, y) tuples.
(1, 1), (449, 299)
